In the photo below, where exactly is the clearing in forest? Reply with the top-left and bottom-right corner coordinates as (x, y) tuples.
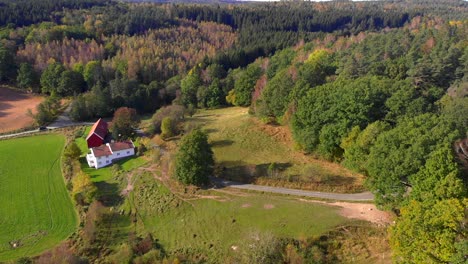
(186, 107), (365, 193)
(0, 134), (77, 261)
(0, 87), (43, 133)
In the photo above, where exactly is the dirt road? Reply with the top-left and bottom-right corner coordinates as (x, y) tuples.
(212, 178), (374, 201)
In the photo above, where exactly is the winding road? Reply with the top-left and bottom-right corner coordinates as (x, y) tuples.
(212, 178), (374, 201)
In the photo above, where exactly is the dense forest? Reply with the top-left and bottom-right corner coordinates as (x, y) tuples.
(0, 0), (467, 263)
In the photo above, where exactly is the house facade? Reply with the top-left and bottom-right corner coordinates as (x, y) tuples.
(86, 141), (135, 169)
(86, 118), (108, 148)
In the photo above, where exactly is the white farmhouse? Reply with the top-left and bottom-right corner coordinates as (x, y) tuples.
(86, 141), (135, 169)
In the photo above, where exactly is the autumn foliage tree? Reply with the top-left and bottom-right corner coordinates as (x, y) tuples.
(110, 107), (139, 140)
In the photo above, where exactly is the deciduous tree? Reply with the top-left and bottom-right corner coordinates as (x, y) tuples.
(110, 107), (139, 140)
(175, 129), (214, 186)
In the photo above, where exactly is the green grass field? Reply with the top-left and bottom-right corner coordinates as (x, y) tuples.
(126, 173), (349, 260)
(0, 134), (78, 261)
(186, 107), (364, 192)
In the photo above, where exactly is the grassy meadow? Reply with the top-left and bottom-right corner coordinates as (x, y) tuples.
(186, 107), (364, 193)
(125, 173), (350, 261)
(0, 134), (77, 261)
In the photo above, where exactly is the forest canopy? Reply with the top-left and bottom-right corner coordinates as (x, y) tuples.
(0, 0), (467, 262)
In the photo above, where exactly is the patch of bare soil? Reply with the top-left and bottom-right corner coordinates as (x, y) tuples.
(263, 204), (275, 209)
(241, 203), (251, 208)
(0, 87), (43, 133)
(298, 199), (393, 225)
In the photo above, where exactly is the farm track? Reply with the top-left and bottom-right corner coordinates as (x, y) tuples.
(211, 178), (374, 201)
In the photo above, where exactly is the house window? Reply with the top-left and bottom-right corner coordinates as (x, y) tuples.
(98, 162), (101, 165)
(127, 151), (130, 154)
(106, 160), (109, 163)
(117, 153), (120, 156)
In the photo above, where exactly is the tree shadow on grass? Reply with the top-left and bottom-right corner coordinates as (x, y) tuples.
(210, 139), (234, 147)
(95, 182), (122, 207)
(216, 161), (293, 183)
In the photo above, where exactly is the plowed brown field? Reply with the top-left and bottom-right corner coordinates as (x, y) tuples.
(0, 87), (43, 133)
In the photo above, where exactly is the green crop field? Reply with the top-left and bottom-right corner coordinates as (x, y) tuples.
(0, 134), (78, 261)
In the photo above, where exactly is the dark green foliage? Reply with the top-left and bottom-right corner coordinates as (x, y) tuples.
(266, 48), (296, 80)
(16, 63), (38, 92)
(298, 49), (334, 88)
(181, 67), (202, 107)
(341, 121), (390, 174)
(233, 64), (262, 106)
(40, 62), (65, 94)
(58, 70), (85, 96)
(384, 81), (433, 121)
(205, 78), (224, 108)
(366, 114), (460, 208)
(257, 69), (294, 118)
(69, 95), (89, 121)
(28, 95), (61, 126)
(175, 129), (214, 186)
(291, 76), (392, 160)
(0, 46), (16, 82)
(409, 145), (466, 202)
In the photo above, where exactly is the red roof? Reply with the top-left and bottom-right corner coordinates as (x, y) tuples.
(90, 140), (134, 157)
(109, 141), (135, 152)
(86, 118), (108, 141)
(91, 144), (113, 157)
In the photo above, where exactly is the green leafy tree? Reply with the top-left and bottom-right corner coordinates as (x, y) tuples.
(64, 142), (81, 159)
(266, 48), (296, 79)
(83, 60), (103, 88)
(292, 77), (391, 158)
(69, 95), (90, 121)
(110, 107), (139, 140)
(0, 46), (16, 82)
(206, 78), (224, 108)
(233, 64), (262, 106)
(16, 63), (38, 92)
(160, 117), (175, 140)
(206, 63), (226, 80)
(58, 70), (85, 96)
(28, 95), (61, 126)
(298, 49), (333, 88)
(40, 62), (65, 94)
(409, 145), (466, 202)
(341, 121), (390, 173)
(390, 199), (468, 263)
(88, 82), (113, 118)
(259, 68), (294, 118)
(175, 129), (214, 186)
(180, 66), (202, 107)
(366, 114), (460, 208)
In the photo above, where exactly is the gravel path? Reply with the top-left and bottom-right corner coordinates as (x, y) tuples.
(212, 178), (374, 201)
